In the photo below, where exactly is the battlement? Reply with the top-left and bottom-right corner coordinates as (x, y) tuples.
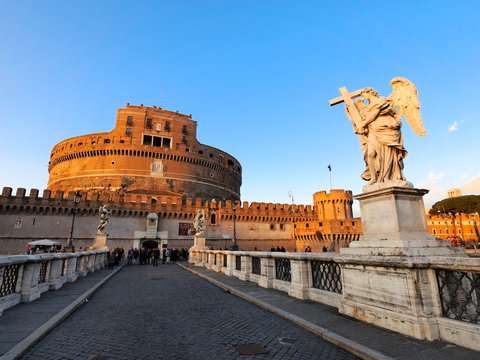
(0, 187), (315, 222)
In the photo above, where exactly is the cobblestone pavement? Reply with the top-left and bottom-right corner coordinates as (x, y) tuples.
(21, 263), (358, 360)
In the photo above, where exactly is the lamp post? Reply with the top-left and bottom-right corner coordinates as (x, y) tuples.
(230, 201), (239, 251)
(67, 191), (82, 252)
(288, 191), (298, 252)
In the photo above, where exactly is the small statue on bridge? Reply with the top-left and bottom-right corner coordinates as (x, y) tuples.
(97, 205), (110, 233)
(190, 209), (206, 236)
(330, 77), (426, 190)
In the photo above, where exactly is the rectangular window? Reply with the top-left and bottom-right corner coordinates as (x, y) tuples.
(182, 125), (187, 134)
(126, 128), (131, 135)
(279, 224), (285, 230)
(270, 224), (275, 230)
(162, 138), (171, 148)
(319, 222), (323, 227)
(143, 135), (153, 145)
(127, 116), (133, 125)
(165, 122), (171, 131)
(306, 223), (309, 228)
(182, 136), (188, 144)
(146, 118), (153, 128)
(152, 136), (161, 147)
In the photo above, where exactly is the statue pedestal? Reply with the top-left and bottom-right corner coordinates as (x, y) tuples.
(190, 235), (208, 251)
(338, 186), (466, 341)
(91, 232), (108, 250)
(341, 186), (465, 256)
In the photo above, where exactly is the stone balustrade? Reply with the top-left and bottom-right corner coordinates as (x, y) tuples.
(189, 249), (480, 352)
(0, 250), (108, 315)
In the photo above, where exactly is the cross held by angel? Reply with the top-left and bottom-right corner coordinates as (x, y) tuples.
(329, 77), (426, 187)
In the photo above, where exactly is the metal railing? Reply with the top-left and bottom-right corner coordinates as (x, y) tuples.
(235, 255), (242, 271)
(437, 269), (480, 324)
(0, 264), (20, 297)
(252, 257), (261, 275)
(311, 260), (342, 294)
(275, 258), (291, 282)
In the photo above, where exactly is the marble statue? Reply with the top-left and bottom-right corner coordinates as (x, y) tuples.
(191, 209), (206, 236)
(330, 77), (426, 189)
(97, 205), (110, 233)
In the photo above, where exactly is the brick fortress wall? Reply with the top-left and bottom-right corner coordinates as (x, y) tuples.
(47, 104), (241, 202)
(0, 187), (320, 254)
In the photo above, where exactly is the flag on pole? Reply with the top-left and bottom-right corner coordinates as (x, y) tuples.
(328, 164), (332, 171)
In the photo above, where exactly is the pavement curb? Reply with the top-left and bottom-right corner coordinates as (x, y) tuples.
(0, 265), (124, 360)
(179, 263), (393, 360)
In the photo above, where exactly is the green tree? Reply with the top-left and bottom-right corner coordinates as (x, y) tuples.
(429, 195), (480, 215)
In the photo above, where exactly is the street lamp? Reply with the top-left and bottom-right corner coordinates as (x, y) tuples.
(66, 191), (82, 252)
(230, 201), (239, 251)
(288, 191), (298, 252)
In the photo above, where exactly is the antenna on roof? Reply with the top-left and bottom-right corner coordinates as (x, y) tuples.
(160, 84), (164, 109)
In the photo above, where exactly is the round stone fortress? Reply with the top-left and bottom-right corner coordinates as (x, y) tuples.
(48, 104), (242, 201)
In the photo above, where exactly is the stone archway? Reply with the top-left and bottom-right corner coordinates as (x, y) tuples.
(142, 240), (159, 249)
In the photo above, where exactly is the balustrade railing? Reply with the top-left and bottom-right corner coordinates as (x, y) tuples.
(0, 263), (20, 297)
(275, 258), (291, 282)
(0, 250), (108, 316)
(38, 260), (48, 284)
(311, 260), (342, 294)
(235, 255), (242, 271)
(187, 249), (480, 353)
(251, 257), (261, 275)
(436, 269), (480, 325)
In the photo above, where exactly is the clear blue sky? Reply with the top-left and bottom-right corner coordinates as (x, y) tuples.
(1, 1), (479, 212)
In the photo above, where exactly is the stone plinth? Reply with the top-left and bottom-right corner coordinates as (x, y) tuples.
(190, 235), (208, 251)
(91, 232), (108, 250)
(341, 187), (464, 256)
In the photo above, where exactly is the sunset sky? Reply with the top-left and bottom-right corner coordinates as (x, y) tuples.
(1, 1), (479, 213)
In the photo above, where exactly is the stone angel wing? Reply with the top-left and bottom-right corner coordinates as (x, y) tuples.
(389, 77), (426, 136)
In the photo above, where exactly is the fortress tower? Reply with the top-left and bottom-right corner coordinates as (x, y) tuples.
(313, 189), (354, 220)
(47, 104), (242, 201)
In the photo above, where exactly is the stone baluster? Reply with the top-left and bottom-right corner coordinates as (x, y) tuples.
(258, 256), (274, 289)
(287, 256), (310, 300)
(237, 254), (251, 281)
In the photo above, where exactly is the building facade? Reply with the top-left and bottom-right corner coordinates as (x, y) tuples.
(48, 104), (242, 202)
(426, 212), (480, 246)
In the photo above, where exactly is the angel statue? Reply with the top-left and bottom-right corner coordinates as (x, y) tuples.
(97, 205), (110, 233)
(330, 77), (426, 189)
(190, 209), (206, 236)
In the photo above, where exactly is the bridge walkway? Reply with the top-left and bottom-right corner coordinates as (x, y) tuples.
(0, 262), (477, 360)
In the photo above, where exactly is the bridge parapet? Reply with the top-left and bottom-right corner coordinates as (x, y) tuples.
(188, 249), (480, 352)
(0, 250), (108, 315)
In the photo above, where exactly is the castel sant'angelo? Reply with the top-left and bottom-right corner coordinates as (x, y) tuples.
(0, 104), (361, 253)
(48, 104), (241, 202)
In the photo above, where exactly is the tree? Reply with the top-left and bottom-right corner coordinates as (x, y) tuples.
(429, 195), (480, 215)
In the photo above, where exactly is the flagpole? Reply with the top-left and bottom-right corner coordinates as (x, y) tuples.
(328, 165), (332, 190)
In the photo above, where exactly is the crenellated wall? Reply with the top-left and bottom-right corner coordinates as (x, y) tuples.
(0, 187), (317, 254)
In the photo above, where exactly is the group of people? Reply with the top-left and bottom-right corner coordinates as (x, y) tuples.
(270, 246), (286, 252)
(106, 247), (189, 269)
